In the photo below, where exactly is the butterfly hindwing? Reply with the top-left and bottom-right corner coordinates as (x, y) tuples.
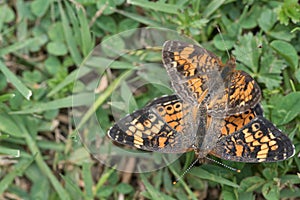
(211, 116), (295, 162)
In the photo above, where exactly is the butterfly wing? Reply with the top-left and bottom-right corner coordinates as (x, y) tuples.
(211, 116), (295, 162)
(207, 70), (261, 117)
(162, 40), (261, 117)
(162, 40), (222, 105)
(108, 95), (199, 153)
(108, 94), (265, 156)
(220, 103), (263, 137)
(197, 104), (263, 158)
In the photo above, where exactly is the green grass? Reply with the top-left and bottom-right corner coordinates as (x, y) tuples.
(0, 0), (299, 199)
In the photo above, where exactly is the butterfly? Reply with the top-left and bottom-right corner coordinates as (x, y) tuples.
(107, 40), (295, 163)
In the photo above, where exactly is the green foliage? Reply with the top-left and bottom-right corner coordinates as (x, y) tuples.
(277, 0), (300, 25)
(0, 0), (299, 199)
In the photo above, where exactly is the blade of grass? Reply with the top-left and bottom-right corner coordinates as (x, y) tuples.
(82, 162), (94, 200)
(47, 66), (91, 97)
(0, 93), (15, 102)
(0, 4), (5, 32)
(95, 167), (115, 193)
(14, 115), (71, 200)
(0, 60), (32, 100)
(113, 8), (164, 27)
(0, 37), (40, 57)
(166, 158), (198, 200)
(0, 113), (24, 138)
(4, 137), (65, 152)
(203, 0), (226, 18)
(77, 8), (93, 57)
(59, 1), (82, 66)
(10, 93), (93, 114)
(139, 173), (163, 200)
(47, 57), (135, 97)
(0, 146), (20, 157)
(189, 167), (239, 188)
(61, 174), (85, 199)
(0, 157), (34, 194)
(128, 0), (181, 14)
(75, 69), (133, 131)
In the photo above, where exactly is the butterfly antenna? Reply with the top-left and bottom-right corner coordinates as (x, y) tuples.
(206, 157), (241, 173)
(216, 25), (231, 60)
(173, 158), (199, 185)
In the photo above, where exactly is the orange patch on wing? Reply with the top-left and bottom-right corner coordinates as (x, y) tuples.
(158, 137), (168, 147)
(235, 144), (244, 156)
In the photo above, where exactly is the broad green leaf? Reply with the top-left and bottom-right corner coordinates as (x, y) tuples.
(281, 174), (300, 185)
(281, 188), (300, 198)
(270, 40), (298, 70)
(47, 41), (68, 56)
(48, 22), (65, 42)
(295, 68), (300, 83)
(258, 8), (277, 32)
(239, 176), (265, 192)
(96, 0), (121, 15)
(277, 0), (300, 25)
(213, 34), (235, 51)
(233, 33), (261, 73)
(95, 16), (117, 34)
(262, 168), (278, 180)
(221, 186), (238, 200)
(271, 92), (300, 125)
(268, 24), (294, 41)
(31, 0), (50, 17)
(45, 56), (62, 75)
(0, 4), (15, 23)
(116, 183), (134, 194)
(240, 5), (261, 29)
(262, 181), (279, 200)
(118, 18), (139, 34)
(257, 53), (286, 89)
(23, 70), (42, 84)
(97, 186), (114, 198)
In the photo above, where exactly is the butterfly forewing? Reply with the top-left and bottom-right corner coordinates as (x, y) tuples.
(162, 40), (261, 117)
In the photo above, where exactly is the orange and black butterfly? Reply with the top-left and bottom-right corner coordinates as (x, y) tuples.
(108, 41), (295, 163)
